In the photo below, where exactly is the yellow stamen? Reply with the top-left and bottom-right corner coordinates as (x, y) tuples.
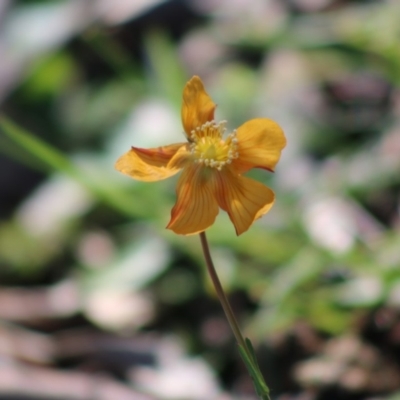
(189, 120), (239, 171)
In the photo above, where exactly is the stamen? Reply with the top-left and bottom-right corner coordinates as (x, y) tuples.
(189, 120), (239, 170)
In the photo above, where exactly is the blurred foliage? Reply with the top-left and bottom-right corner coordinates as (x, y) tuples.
(1, 0), (400, 399)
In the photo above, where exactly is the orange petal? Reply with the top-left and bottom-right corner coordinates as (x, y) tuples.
(167, 143), (192, 170)
(167, 165), (219, 235)
(232, 118), (286, 174)
(115, 143), (185, 182)
(213, 168), (275, 235)
(181, 76), (216, 136)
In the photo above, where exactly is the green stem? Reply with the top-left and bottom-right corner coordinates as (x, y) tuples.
(199, 231), (270, 400)
(199, 232), (248, 350)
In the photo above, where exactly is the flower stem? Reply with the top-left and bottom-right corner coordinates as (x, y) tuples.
(199, 232), (270, 400)
(199, 231), (247, 350)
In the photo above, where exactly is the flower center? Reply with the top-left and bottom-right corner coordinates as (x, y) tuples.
(189, 120), (239, 170)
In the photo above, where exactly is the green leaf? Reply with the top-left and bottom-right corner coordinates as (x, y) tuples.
(238, 340), (270, 400)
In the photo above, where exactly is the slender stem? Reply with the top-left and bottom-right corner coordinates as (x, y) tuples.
(199, 231), (247, 351)
(199, 231), (270, 400)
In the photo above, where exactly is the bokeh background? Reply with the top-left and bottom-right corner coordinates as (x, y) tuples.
(1, 0), (400, 399)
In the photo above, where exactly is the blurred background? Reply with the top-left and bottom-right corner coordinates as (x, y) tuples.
(1, 0), (400, 399)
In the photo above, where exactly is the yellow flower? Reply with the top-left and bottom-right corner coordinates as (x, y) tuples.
(115, 76), (286, 235)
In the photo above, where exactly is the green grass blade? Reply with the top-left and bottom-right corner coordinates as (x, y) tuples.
(0, 115), (137, 218)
